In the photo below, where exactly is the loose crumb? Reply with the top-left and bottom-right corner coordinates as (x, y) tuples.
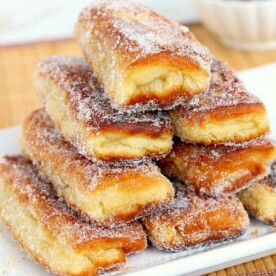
(251, 229), (260, 237)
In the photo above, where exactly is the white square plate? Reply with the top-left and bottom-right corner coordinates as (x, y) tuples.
(0, 64), (276, 276)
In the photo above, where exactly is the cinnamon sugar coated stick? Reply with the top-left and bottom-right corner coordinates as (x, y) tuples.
(158, 137), (276, 196)
(169, 58), (269, 144)
(0, 156), (147, 275)
(34, 56), (173, 163)
(238, 161), (276, 224)
(142, 183), (249, 252)
(75, 0), (211, 111)
(20, 109), (174, 226)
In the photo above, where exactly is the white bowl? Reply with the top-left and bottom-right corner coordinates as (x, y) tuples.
(194, 0), (276, 51)
(135, 0), (198, 23)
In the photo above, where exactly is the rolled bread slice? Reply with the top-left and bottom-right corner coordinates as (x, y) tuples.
(75, 0), (211, 111)
(20, 109), (174, 226)
(142, 183), (249, 252)
(158, 137), (276, 196)
(0, 155), (147, 276)
(169, 58), (269, 144)
(238, 161), (276, 225)
(34, 56), (173, 163)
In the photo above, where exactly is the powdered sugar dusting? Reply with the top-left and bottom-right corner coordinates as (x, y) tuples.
(36, 56), (172, 133)
(175, 58), (262, 119)
(238, 162), (276, 224)
(110, 18), (210, 71)
(158, 136), (273, 196)
(142, 182), (249, 252)
(75, 0), (211, 111)
(19, 109), (174, 225)
(162, 182), (246, 214)
(79, 0), (211, 72)
(23, 109), (162, 192)
(0, 155), (147, 249)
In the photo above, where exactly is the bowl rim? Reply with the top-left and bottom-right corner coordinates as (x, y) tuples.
(195, 0), (276, 7)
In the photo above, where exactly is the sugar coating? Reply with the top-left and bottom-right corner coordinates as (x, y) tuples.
(159, 136), (274, 196)
(182, 136), (272, 195)
(238, 160), (276, 224)
(25, 109), (162, 192)
(0, 155), (146, 248)
(79, 0), (211, 72)
(177, 58), (262, 119)
(36, 56), (172, 132)
(143, 182), (249, 252)
(186, 135), (272, 155)
(149, 230), (246, 253)
(246, 159), (276, 192)
(160, 182), (246, 216)
(76, 0), (211, 111)
(36, 56), (174, 166)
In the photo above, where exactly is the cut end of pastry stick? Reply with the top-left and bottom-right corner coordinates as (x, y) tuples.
(34, 56), (173, 163)
(75, 0), (211, 110)
(142, 184), (249, 252)
(0, 155), (147, 276)
(19, 109), (174, 226)
(238, 165), (276, 225)
(169, 58), (270, 144)
(119, 54), (210, 109)
(170, 103), (269, 145)
(158, 137), (276, 196)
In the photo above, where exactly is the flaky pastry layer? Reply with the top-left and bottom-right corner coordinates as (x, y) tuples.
(75, 0), (211, 110)
(158, 137), (276, 196)
(0, 156), (147, 276)
(169, 58), (269, 144)
(142, 184), (249, 252)
(34, 56), (173, 162)
(238, 161), (276, 224)
(20, 109), (174, 226)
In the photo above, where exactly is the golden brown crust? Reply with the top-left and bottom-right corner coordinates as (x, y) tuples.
(35, 56), (172, 136)
(142, 184), (249, 252)
(0, 155), (147, 275)
(75, 0), (211, 110)
(238, 161), (276, 224)
(169, 58), (269, 144)
(158, 137), (276, 196)
(0, 218), (100, 276)
(20, 109), (174, 226)
(34, 56), (173, 163)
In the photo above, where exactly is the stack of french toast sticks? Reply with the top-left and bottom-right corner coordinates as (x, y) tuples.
(0, 1), (276, 275)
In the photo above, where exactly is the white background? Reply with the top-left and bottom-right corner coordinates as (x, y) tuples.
(0, 0), (198, 46)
